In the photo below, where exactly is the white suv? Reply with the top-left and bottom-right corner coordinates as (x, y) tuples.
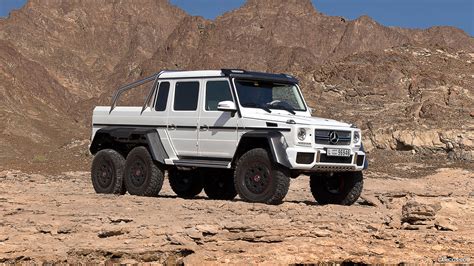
(90, 69), (367, 205)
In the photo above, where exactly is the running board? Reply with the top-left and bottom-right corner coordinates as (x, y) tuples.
(173, 159), (231, 169)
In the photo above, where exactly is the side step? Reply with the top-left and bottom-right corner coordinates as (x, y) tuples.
(173, 159), (231, 169)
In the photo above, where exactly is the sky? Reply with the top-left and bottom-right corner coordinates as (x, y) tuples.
(1, 0), (472, 35)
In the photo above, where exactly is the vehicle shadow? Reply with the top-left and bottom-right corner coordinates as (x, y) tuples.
(153, 194), (320, 206)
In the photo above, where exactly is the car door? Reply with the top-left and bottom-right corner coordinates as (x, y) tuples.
(167, 80), (200, 157)
(198, 79), (239, 159)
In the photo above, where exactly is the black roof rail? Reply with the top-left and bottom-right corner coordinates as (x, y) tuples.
(221, 69), (299, 84)
(221, 69), (246, 76)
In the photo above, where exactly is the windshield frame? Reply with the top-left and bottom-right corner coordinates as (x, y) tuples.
(232, 78), (308, 113)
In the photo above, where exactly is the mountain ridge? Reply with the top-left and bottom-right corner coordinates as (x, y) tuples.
(0, 0), (473, 170)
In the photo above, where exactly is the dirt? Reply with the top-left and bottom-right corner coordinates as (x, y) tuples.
(0, 165), (472, 264)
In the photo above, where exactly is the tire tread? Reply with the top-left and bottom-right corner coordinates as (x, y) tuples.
(91, 149), (125, 194)
(234, 148), (290, 205)
(310, 171), (363, 205)
(124, 146), (164, 197)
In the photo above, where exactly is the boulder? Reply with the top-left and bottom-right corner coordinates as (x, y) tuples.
(401, 200), (439, 226)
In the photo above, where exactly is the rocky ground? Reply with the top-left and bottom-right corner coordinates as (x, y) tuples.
(1, 160), (473, 264)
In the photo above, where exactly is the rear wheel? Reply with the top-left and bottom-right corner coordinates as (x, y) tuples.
(123, 146), (164, 197)
(203, 172), (237, 200)
(234, 148), (290, 205)
(168, 169), (203, 198)
(91, 149), (125, 194)
(310, 171), (363, 205)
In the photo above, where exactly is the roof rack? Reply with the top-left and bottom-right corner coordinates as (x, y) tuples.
(221, 69), (299, 84)
(109, 72), (160, 114)
(109, 69), (299, 114)
(109, 70), (183, 114)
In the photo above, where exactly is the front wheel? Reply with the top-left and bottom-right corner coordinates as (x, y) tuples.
(310, 171), (363, 205)
(234, 148), (290, 205)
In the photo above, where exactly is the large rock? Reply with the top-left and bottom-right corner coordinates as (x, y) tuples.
(365, 128), (474, 161)
(401, 200), (440, 228)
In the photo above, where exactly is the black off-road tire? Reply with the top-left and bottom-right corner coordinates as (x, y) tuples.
(234, 148), (290, 205)
(91, 149), (126, 194)
(203, 173), (237, 200)
(310, 171), (363, 205)
(123, 146), (164, 197)
(168, 169), (203, 199)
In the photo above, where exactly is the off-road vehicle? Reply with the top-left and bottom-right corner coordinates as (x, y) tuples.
(90, 69), (368, 205)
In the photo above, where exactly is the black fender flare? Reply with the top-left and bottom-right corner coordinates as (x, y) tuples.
(233, 130), (291, 169)
(90, 126), (168, 164)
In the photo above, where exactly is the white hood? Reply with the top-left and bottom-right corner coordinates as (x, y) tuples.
(242, 111), (351, 128)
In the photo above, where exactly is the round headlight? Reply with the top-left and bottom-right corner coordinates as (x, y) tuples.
(353, 131), (360, 143)
(297, 128), (307, 141)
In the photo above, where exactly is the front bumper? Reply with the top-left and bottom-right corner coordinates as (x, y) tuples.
(285, 146), (366, 172)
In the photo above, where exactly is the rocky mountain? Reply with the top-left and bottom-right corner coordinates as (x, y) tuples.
(0, 0), (473, 171)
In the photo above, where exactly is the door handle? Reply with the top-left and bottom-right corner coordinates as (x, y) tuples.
(169, 124), (176, 130)
(200, 125), (209, 131)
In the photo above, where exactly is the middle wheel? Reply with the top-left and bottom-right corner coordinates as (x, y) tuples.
(123, 146), (164, 197)
(203, 173), (237, 200)
(168, 169), (203, 198)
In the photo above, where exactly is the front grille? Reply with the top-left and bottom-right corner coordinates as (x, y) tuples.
(319, 154), (353, 164)
(315, 129), (351, 145)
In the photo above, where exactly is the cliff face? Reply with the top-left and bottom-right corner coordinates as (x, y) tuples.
(0, 0), (473, 168)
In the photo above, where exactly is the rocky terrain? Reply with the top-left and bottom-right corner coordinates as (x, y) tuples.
(0, 0), (473, 263)
(0, 163), (473, 264)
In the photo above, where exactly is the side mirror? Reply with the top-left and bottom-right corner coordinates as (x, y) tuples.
(217, 101), (237, 112)
(308, 107), (315, 115)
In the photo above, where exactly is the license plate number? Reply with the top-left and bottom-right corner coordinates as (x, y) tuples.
(326, 148), (350, 157)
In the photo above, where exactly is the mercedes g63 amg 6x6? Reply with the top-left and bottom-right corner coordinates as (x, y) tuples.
(90, 69), (367, 205)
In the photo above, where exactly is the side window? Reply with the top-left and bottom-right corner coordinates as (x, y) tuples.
(205, 81), (233, 111)
(155, 82), (170, 111)
(174, 81), (199, 111)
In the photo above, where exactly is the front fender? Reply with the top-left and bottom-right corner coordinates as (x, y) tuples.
(234, 130), (291, 169)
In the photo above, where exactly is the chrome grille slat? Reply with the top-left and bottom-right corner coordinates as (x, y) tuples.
(314, 129), (351, 145)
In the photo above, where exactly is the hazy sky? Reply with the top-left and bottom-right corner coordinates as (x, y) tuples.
(1, 0), (472, 36)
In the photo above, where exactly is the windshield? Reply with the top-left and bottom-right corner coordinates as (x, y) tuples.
(234, 80), (306, 112)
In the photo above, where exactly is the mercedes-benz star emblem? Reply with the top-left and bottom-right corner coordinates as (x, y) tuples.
(329, 131), (339, 144)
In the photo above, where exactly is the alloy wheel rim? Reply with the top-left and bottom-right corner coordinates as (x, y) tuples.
(97, 162), (113, 188)
(130, 159), (147, 187)
(244, 163), (271, 194)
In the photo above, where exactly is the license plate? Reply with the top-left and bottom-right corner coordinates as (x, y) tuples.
(326, 148), (351, 157)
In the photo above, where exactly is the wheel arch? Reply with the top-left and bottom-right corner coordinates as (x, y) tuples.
(90, 127), (168, 164)
(232, 131), (291, 169)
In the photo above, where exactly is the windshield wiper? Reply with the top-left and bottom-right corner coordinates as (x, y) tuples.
(266, 103), (296, 115)
(243, 103), (272, 113)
